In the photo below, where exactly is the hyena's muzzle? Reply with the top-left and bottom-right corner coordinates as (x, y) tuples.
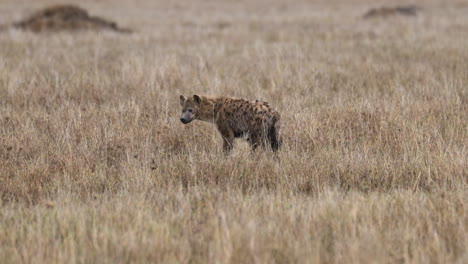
(180, 111), (195, 124)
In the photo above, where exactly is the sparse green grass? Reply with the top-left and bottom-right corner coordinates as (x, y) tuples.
(0, 0), (467, 263)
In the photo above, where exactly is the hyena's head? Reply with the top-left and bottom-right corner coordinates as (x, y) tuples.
(179, 94), (205, 124)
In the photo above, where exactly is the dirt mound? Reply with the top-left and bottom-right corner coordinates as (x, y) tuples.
(363, 5), (421, 19)
(12, 5), (131, 33)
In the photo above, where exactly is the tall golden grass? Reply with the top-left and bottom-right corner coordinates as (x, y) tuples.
(0, 0), (467, 263)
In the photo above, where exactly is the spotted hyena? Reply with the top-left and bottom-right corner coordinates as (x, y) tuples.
(179, 95), (281, 154)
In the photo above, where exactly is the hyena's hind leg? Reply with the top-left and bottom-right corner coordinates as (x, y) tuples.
(268, 118), (281, 152)
(248, 131), (270, 152)
(247, 132), (260, 151)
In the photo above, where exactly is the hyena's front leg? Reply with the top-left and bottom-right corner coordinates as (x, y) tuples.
(218, 127), (234, 155)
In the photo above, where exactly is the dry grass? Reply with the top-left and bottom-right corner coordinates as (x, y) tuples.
(0, 0), (467, 263)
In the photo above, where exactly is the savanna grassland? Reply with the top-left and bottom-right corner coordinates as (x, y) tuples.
(0, 0), (467, 263)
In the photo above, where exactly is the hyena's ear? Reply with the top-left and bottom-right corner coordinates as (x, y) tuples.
(193, 95), (202, 104)
(179, 95), (187, 106)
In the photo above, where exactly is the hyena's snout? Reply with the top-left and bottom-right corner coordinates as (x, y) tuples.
(180, 113), (193, 124)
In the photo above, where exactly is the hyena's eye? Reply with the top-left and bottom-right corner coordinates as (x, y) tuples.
(188, 109), (193, 113)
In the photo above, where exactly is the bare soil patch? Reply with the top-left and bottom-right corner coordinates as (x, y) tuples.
(363, 5), (421, 19)
(11, 5), (131, 33)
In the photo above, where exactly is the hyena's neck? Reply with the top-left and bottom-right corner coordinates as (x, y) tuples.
(196, 96), (220, 123)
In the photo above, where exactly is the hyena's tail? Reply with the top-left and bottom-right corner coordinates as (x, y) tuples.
(269, 115), (282, 152)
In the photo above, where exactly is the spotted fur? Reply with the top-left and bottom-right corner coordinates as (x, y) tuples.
(179, 95), (281, 154)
